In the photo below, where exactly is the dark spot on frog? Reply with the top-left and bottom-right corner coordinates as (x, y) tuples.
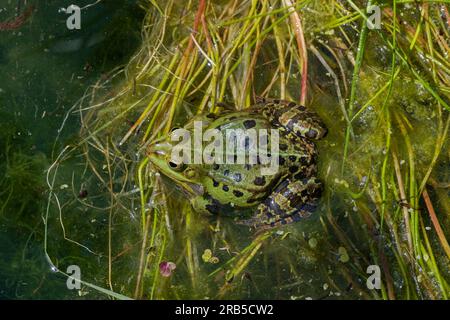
(273, 107), (285, 119)
(288, 102), (296, 107)
(213, 163), (220, 170)
(254, 176), (266, 186)
(222, 185), (229, 192)
(212, 179), (219, 187)
(294, 172), (305, 180)
(278, 156), (286, 166)
(287, 117), (300, 132)
(205, 195), (221, 214)
(224, 169), (230, 176)
(289, 166), (299, 174)
(243, 119), (256, 129)
(279, 143), (288, 151)
(299, 156), (309, 165)
(233, 172), (242, 182)
(204, 193), (235, 214)
(288, 155), (297, 162)
(306, 129), (318, 139)
(233, 190), (244, 197)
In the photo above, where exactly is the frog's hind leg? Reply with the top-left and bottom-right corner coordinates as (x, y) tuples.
(238, 177), (322, 230)
(258, 98), (328, 140)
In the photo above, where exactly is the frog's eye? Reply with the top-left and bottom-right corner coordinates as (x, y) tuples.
(168, 160), (186, 172)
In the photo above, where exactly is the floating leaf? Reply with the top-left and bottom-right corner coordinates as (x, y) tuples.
(202, 249), (220, 264)
(209, 256), (219, 264)
(202, 249), (212, 263)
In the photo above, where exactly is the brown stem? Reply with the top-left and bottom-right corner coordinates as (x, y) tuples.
(422, 188), (450, 260)
(392, 150), (413, 254)
(181, 0), (207, 77)
(0, 5), (34, 31)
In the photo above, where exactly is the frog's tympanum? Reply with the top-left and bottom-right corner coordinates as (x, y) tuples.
(147, 98), (327, 230)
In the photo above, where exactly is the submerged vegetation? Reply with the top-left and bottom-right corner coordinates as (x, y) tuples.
(45, 0), (449, 299)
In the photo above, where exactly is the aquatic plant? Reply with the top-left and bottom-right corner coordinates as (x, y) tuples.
(45, 0), (449, 299)
(0, 5), (35, 31)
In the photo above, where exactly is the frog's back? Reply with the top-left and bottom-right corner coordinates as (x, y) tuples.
(199, 111), (282, 207)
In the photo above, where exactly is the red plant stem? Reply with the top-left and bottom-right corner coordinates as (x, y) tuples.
(422, 188), (450, 260)
(180, 0), (207, 78)
(0, 5), (35, 31)
(283, 0), (308, 106)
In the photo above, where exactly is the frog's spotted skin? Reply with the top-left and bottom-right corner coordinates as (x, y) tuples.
(147, 98), (327, 231)
(256, 97), (328, 140)
(240, 177), (323, 230)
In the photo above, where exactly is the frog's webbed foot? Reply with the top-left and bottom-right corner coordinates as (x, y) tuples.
(190, 192), (237, 217)
(237, 177), (323, 230)
(190, 193), (216, 215)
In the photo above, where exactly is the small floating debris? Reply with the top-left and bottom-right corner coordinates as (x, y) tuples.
(159, 261), (176, 277)
(78, 189), (88, 199)
(338, 247), (349, 263)
(202, 249), (219, 264)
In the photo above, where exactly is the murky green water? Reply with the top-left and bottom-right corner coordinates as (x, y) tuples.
(0, 0), (143, 299)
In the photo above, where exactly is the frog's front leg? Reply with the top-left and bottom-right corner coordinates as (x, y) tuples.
(238, 177), (323, 230)
(258, 98), (328, 140)
(190, 193), (235, 215)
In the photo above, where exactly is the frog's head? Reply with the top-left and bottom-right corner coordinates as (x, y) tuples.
(147, 135), (204, 198)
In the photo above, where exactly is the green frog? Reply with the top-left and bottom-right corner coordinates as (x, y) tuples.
(147, 98), (327, 230)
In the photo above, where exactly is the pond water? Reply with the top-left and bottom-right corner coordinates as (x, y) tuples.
(0, 0), (143, 299)
(1, 0), (449, 300)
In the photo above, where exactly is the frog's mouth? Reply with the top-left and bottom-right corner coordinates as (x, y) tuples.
(147, 142), (204, 198)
